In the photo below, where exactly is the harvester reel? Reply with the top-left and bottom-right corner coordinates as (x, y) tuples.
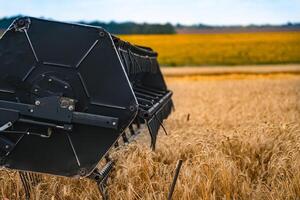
(0, 17), (173, 198)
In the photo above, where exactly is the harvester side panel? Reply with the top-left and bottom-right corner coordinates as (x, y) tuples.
(0, 17), (138, 177)
(0, 17), (173, 179)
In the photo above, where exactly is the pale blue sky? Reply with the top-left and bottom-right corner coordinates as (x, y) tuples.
(0, 0), (299, 25)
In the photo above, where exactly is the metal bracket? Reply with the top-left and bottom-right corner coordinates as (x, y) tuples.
(12, 17), (31, 32)
(0, 122), (13, 132)
(0, 96), (119, 129)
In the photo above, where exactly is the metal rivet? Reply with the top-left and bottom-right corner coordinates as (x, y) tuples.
(29, 109), (34, 113)
(64, 86), (68, 89)
(129, 105), (135, 111)
(35, 100), (41, 106)
(18, 19), (25, 26)
(99, 31), (105, 37)
(5, 145), (9, 149)
(79, 168), (86, 176)
(48, 78), (52, 82)
(34, 88), (38, 92)
(112, 122), (116, 126)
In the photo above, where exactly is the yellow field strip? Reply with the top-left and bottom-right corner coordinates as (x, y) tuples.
(121, 32), (300, 66)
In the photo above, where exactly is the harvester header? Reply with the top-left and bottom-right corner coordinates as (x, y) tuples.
(0, 17), (173, 198)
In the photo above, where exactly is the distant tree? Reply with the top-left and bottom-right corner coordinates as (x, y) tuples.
(0, 16), (20, 29)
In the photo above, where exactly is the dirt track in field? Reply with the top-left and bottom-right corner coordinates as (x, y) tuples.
(161, 64), (300, 77)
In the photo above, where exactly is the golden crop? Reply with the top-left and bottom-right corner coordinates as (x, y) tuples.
(0, 70), (300, 199)
(120, 32), (300, 66)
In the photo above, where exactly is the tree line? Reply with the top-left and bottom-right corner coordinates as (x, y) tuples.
(1, 16), (299, 34)
(0, 16), (175, 34)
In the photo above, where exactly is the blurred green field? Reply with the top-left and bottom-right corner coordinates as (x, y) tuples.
(121, 32), (300, 66)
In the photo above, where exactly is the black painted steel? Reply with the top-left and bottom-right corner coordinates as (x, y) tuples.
(0, 17), (173, 178)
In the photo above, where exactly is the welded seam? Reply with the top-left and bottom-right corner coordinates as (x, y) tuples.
(43, 62), (71, 68)
(24, 29), (39, 62)
(67, 133), (81, 167)
(76, 40), (99, 68)
(90, 101), (126, 110)
(0, 89), (15, 94)
(77, 72), (91, 98)
(22, 66), (36, 81)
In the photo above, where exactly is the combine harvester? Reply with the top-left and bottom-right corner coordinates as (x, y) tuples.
(0, 17), (173, 199)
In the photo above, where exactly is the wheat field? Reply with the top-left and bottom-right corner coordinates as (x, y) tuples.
(121, 32), (300, 66)
(0, 72), (300, 199)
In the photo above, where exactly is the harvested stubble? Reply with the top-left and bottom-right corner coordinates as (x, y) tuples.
(1, 74), (300, 200)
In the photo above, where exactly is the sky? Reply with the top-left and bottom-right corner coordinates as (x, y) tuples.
(0, 0), (300, 25)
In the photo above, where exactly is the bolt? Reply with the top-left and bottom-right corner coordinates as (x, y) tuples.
(17, 19), (25, 27)
(29, 109), (34, 113)
(129, 105), (135, 111)
(112, 122), (116, 126)
(60, 99), (70, 108)
(79, 168), (86, 176)
(68, 105), (74, 111)
(64, 85), (68, 89)
(35, 100), (41, 106)
(5, 145), (9, 149)
(48, 78), (52, 82)
(99, 31), (105, 37)
(34, 88), (38, 93)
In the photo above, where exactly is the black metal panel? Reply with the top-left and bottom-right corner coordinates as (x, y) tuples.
(0, 28), (36, 92)
(0, 17), (137, 177)
(25, 18), (99, 68)
(5, 125), (119, 177)
(0, 16), (173, 179)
